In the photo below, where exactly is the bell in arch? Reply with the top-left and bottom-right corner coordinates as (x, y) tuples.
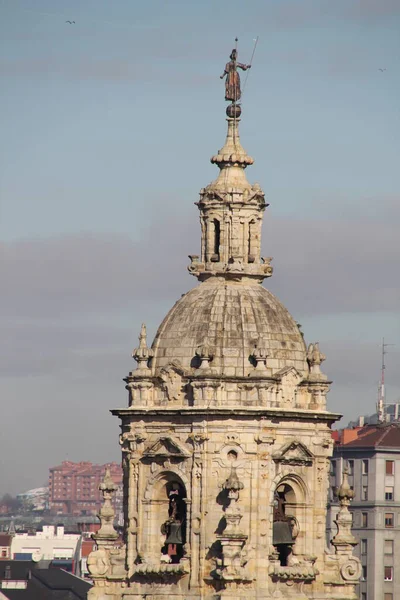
(272, 485), (299, 566)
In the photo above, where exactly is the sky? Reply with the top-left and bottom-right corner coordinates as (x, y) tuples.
(0, 0), (399, 496)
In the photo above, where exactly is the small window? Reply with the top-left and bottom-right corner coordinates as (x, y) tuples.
(385, 486), (394, 501)
(362, 460), (369, 475)
(384, 594), (393, 600)
(385, 513), (394, 528)
(384, 566), (393, 581)
(361, 594), (367, 600)
(213, 219), (221, 256)
(347, 460), (354, 475)
(362, 486), (368, 500)
(384, 539), (394, 555)
(331, 460), (337, 476)
(361, 539), (367, 554)
(362, 512), (368, 527)
(361, 565), (367, 581)
(386, 460), (394, 475)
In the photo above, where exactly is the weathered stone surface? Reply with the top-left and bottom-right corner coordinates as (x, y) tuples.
(87, 79), (359, 599)
(152, 279), (307, 377)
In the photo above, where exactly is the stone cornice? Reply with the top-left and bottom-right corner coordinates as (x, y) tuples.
(111, 406), (341, 423)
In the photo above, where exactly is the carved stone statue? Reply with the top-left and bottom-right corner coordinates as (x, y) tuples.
(220, 48), (250, 102)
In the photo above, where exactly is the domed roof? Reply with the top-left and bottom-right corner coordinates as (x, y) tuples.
(151, 279), (307, 378)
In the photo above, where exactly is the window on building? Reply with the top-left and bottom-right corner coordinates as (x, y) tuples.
(213, 219), (221, 257)
(361, 539), (367, 555)
(384, 540), (394, 555)
(361, 565), (367, 581)
(361, 594), (367, 600)
(362, 460), (369, 475)
(385, 513), (394, 528)
(385, 486), (394, 501)
(347, 460), (354, 475)
(362, 512), (368, 527)
(362, 486), (368, 500)
(331, 460), (337, 476)
(386, 460), (394, 475)
(384, 566), (393, 581)
(384, 594), (393, 600)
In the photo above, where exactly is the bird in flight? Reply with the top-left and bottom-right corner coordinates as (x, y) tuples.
(65, 20), (75, 24)
(378, 68), (387, 72)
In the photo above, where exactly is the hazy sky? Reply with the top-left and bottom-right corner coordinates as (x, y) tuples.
(1, 0), (399, 496)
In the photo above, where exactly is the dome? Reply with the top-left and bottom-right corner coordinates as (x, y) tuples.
(151, 279), (307, 377)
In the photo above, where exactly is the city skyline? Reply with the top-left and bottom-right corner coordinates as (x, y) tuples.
(1, 0), (399, 496)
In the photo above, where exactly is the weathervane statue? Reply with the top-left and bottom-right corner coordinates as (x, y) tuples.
(220, 40), (251, 104)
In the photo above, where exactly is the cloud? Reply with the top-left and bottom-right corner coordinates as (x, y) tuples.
(1, 196), (398, 325)
(348, 0), (400, 18)
(267, 205), (399, 316)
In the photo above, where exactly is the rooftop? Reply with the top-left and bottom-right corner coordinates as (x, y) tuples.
(334, 422), (400, 450)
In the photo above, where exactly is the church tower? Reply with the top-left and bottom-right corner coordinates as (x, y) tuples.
(87, 49), (360, 600)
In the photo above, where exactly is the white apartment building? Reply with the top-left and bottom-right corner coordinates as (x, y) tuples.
(11, 524), (81, 565)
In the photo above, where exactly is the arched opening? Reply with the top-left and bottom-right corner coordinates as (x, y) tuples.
(213, 219), (221, 260)
(272, 483), (300, 566)
(161, 481), (187, 563)
(227, 449), (238, 462)
(147, 473), (187, 565)
(247, 220), (256, 263)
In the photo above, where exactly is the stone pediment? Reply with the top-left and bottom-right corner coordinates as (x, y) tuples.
(273, 441), (313, 466)
(142, 435), (191, 459)
(273, 366), (303, 384)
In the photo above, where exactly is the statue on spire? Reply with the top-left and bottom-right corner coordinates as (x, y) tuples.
(220, 46), (251, 103)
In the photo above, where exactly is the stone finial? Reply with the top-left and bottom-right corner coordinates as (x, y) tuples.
(211, 118), (254, 170)
(307, 343), (326, 378)
(222, 467), (245, 536)
(331, 468), (357, 550)
(224, 466), (244, 495)
(337, 468), (354, 506)
(93, 468), (118, 544)
(132, 323), (153, 375)
(195, 343), (214, 369)
(250, 345), (268, 371)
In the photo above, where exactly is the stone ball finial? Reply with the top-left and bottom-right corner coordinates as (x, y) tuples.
(226, 103), (242, 118)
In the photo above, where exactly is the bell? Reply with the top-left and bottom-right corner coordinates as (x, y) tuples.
(273, 520), (295, 546)
(165, 521), (183, 545)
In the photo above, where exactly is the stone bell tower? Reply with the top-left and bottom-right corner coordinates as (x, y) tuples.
(87, 49), (361, 600)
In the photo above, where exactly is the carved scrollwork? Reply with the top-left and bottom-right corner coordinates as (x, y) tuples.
(120, 429), (147, 454)
(187, 431), (209, 450)
(340, 557), (362, 582)
(87, 547), (110, 577)
(159, 363), (184, 402)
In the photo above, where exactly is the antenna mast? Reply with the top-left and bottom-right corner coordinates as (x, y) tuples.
(377, 338), (393, 423)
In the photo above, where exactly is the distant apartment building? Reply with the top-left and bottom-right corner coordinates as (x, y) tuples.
(48, 461), (122, 516)
(11, 524), (80, 567)
(327, 423), (400, 600)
